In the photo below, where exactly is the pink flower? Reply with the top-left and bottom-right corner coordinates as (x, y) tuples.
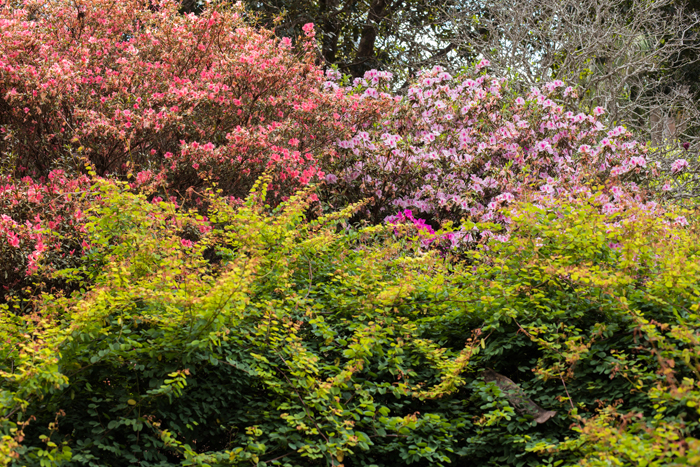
(602, 203), (619, 215)
(535, 141), (552, 153)
(7, 232), (20, 248)
(671, 158), (689, 173)
(136, 170), (152, 185)
(629, 156), (646, 168)
(674, 216), (689, 226)
(34, 239), (46, 254)
(593, 107), (605, 116)
(475, 59), (490, 70)
(181, 239), (194, 248)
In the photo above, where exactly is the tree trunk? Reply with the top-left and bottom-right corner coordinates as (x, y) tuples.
(353, 0), (391, 76)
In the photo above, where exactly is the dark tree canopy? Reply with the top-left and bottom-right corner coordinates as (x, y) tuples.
(240, 0), (467, 79)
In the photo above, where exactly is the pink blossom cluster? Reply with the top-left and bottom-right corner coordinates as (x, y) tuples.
(385, 209), (461, 248)
(325, 65), (654, 244)
(0, 171), (93, 298)
(671, 158), (689, 173)
(0, 0), (388, 201)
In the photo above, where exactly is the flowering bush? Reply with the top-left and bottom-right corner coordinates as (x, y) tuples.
(0, 0), (392, 307)
(0, 0), (387, 201)
(323, 64), (653, 243)
(0, 170), (94, 309)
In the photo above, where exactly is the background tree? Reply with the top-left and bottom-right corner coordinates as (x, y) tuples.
(239, 0), (467, 80)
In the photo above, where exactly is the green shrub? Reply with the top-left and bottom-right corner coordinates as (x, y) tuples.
(2, 180), (700, 466)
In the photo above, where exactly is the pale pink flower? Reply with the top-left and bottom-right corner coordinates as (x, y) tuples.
(671, 158), (689, 173)
(674, 216), (689, 226)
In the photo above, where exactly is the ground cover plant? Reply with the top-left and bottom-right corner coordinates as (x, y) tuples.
(2, 0), (700, 466)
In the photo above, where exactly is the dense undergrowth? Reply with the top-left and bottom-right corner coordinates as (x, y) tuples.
(2, 0), (700, 466)
(3, 180), (700, 466)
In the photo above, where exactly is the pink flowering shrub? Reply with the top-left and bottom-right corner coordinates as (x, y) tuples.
(322, 64), (652, 243)
(0, 171), (94, 307)
(0, 0), (392, 306)
(0, 0), (386, 201)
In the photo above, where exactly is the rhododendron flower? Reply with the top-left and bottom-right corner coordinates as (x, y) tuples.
(671, 158), (689, 173)
(181, 239), (194, 248)
(136, 171), (152, 185)
(6, 232), (20, 248)
(629, 156), (646, 168)
(476, 59), (490, 70)
(536, 141), (552, 153)
(602, 203), (620, 215)
(674, 216), (689, 226)
(593, 107), (606, 116)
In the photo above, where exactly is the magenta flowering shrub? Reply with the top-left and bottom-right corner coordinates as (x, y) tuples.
(0, 0), (387, 201)
(323, 63), (654, 241)
(0, 171), (93, 306)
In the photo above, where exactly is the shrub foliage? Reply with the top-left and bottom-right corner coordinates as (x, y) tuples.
(2, 1), (700, 466)
(2, 181), (700, 466)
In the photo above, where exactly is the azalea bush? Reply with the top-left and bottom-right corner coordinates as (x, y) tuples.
(0, 0), (388, 201)
(0, 0), (391, 308)
(3, 1), (700, 465)
(322, 64), (657, 239)
(0, 170), (95, 309)
(2, 179), (700, 466)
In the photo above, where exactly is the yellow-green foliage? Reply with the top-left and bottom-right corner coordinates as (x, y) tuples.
(2, 179), (700, 466)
